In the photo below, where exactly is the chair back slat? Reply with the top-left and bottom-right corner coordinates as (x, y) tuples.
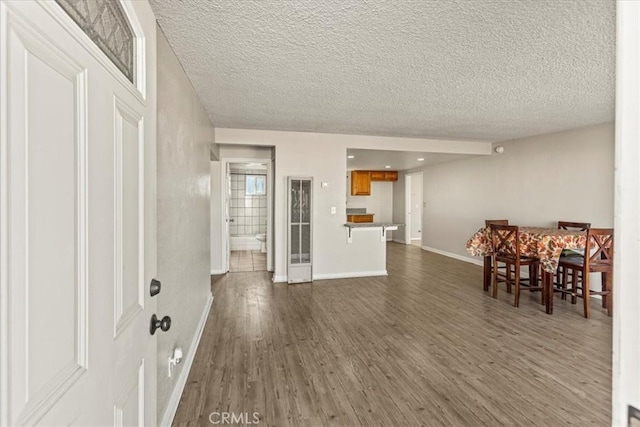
(586, 228), (614, 268)
(558, 221), (591, 231)
(490, 224), (519, 259)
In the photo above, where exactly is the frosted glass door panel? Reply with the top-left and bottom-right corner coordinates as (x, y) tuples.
(301, 224), (311, 263)
(287, 177), (312, 283)
(291, 180), (301, 222)
(301, 180), (311, 223)
(290, 224), (300, 264)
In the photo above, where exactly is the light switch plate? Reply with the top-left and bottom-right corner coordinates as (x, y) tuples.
(330, 206), (336, 215)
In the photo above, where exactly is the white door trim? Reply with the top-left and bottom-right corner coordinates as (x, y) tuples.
(404, 174), (412, 244)
(613, 1), (640, 424)
(219, 157), (273, 273)
(404, 171), (424, 245)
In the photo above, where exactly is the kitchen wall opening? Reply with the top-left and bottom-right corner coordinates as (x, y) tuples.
(228, 162), (268, 272)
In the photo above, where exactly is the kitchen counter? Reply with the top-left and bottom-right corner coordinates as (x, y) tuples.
(343, 222), (404, 243)
(344, 222), (403, 228)
(338, 222), (404, 276)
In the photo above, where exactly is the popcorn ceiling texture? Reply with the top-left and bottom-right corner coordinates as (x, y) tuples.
(150, 0), (614, 142)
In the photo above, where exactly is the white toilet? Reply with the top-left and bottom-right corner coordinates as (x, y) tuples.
(255, 233), (267, 253)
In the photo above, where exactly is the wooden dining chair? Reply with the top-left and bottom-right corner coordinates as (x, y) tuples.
(483, 220), (509, 291)
(557, 228), (613, 318)
(490, 224), (543, 307)
(555, 221), (591, 301)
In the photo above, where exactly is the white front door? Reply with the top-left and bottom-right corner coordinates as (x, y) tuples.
(1, 1), (158, 425)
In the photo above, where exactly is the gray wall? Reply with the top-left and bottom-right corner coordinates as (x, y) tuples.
(421, 122), (614, 257)
(156, 25), (214, 418)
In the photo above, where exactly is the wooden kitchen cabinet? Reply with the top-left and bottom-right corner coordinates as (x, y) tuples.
(369, 170), (398, 182)
(351, 171), (371, 195)
(350, 170), (398, 195)
(347, 214), (374, 223)
(370, 171), (385, 180)
(384, 171), (398, 181)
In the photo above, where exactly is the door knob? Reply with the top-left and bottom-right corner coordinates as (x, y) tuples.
(150, 314), (171, 335)
(150, 279), (161, 297)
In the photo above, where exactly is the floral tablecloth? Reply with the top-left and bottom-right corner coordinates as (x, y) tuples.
(466, 226), (588, 273)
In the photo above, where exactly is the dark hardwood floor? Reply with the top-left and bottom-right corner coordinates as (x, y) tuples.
(173, 243), (612, 426)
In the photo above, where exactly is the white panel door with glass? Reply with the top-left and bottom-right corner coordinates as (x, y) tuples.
(0, 1), (159, 425)
(287, 177), (313, 283)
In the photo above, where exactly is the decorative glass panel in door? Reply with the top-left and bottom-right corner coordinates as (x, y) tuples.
(288, 177), (313, 283)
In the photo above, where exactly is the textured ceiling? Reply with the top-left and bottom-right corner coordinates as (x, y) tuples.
(347, 149), (471, 170)
(150, 0), (615, 142)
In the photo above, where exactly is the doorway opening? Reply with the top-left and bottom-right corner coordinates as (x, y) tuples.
(225, 161), (272, 273)
(405, 172), (423, 247)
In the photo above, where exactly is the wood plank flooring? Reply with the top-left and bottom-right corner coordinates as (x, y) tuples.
(173, 243), (612, 426)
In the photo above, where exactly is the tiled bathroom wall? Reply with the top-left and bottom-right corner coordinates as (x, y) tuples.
(229, 168), (268, 236)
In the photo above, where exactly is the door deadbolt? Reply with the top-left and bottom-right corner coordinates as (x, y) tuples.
(150, 279), (161, 297)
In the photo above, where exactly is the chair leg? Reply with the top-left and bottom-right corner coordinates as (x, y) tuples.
(514, 267), (521, 307)
(541, 268), (547, 306)
(543, 271), (553, 315)
(561, 267), (568, 300)
(583, 272), (591, 319)
(506, 265), (512, 294)
(483, 256), (491, 291)
(528, 264), (536, 292)
(536, 265), (544, 305)
(601, 271), (607, 308)
(571, 270), (578, 305)
(605, 272), (613, 316)
(492, 258), (499, 299)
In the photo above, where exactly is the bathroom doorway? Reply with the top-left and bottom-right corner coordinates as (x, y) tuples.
(225, 161), (271, 272)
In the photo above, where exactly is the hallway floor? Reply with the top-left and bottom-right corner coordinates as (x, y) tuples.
(229, 250), (266, 272)
(173, 243), (612, 426)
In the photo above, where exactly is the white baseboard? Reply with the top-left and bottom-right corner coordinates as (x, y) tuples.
(392, 238), (407, 244)
(210, 269), (226, 275)
(273, 275), (287, 283)
(313, 270), (388, 280)
(421, 245), (484, 267)
(160, 293), (214, 427)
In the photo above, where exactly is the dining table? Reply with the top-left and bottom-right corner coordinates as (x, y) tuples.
(466, 226), (589, 314)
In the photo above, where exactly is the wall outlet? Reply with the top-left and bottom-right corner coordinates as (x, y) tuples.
(330, 206), (336, 215)
(168, 347), (184, 378)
